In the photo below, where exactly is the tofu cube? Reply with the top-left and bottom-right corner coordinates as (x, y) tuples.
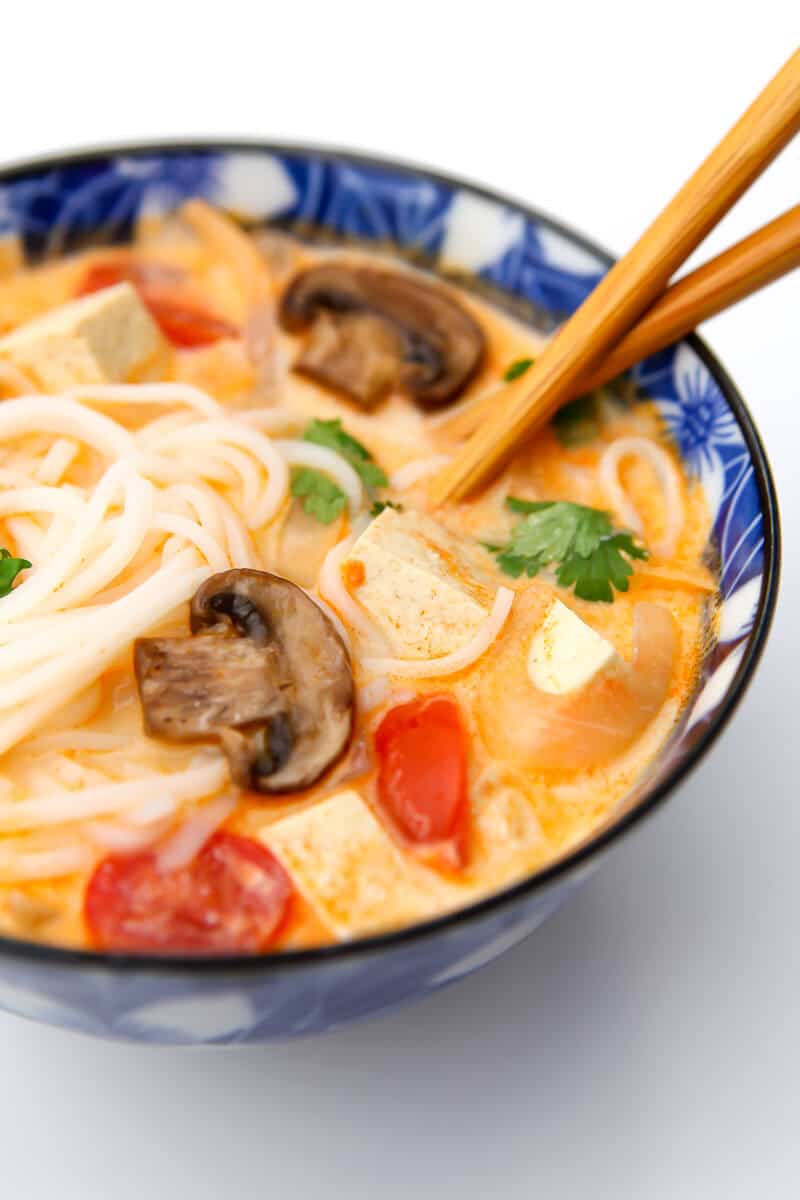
(262, 789), (461, 938)
(527, 599), (619, 695)
(344, 508), (494, 659)
(0, 282), (166, 389)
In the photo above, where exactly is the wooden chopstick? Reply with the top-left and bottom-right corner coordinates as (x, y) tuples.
(429, 49), (800, 504)
(440, 205), (800, 442)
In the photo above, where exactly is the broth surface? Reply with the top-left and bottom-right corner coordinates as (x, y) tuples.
(0, 206), (715, 951)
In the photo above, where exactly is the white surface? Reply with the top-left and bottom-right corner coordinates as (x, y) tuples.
(0, 4), (797, 1196)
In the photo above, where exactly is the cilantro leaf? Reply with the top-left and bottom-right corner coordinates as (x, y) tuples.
(551, 394), (600, 447)
(0, 548), (31, 598)
(290, 468), (347, 524)
(504, 357), (535, 382)
(370, 499), (403, 517)
(505, 496), (555, 515)
(303, 419), (388, 490)
(488, 501), (647, 602)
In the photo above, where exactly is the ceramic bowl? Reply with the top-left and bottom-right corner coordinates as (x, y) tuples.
(0, 143), (779, 1043)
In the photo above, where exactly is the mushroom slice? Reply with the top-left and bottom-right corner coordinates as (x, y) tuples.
(278, 265), (486, 409)
(134, 570), (354, 794)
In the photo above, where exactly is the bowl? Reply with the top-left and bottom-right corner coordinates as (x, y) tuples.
(0, 142), (779, 1044)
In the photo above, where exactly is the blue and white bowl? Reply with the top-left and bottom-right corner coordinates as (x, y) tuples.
(0, 143), (779, 1044)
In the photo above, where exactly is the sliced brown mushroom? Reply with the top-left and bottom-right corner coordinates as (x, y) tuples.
(278, 264), (485, 409)
(134, 569), (354, 794)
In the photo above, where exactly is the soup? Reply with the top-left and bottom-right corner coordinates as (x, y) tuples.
(0, 200), (715, 953)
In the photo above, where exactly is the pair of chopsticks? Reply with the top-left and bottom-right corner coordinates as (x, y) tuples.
(430, 49), (800, 504)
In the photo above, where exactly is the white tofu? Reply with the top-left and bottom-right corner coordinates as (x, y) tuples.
(0, 282), (165, 389)
(262, 789), (461, 939)
(527, 599), (619, 695)
(344, 508), (494, 659)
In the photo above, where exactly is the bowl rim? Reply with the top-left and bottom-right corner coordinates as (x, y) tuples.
(0, 138), (781, 974)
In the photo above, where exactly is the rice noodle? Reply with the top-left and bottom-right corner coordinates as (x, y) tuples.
(239, 408), (300, 435)
(0, 756), (227, 833)
(0, 359), (38, 397)
(301, 589), (353, 655)
(318, 531), (386, 644)
(275, 439), (363, 516)
(156, 792), (238, 872)
(390, 455), (452, 491)
(361, 586), (514, 678)
(71, 382), (222, 418)
(599, 436), (684, 558)
(36, 438), (79, 485)
(357, 675), (391, 712)
(84, 818), (173, 853)
(0, 844), (94, 883)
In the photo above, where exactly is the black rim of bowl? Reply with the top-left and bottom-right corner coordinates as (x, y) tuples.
(0, 139), (781, 973)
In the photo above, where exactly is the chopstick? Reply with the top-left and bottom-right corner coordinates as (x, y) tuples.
(439, 205), (800, 442)
(429, 48), (800, 504)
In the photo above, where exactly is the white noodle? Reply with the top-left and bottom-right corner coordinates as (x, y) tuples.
(4, 517), (44, 559)
(143, 420), (288, 529)
(302, 589), (352, 655)
(0, 395), (134, 460)
(0, 757), (227, 832)
(357, 675), (391, 712)
(361, 587), (514, 678)
(70, 382), (222, 418)
(275, 439), (363, 516)
(156, 792), (238, 872)
(127, 794), (180, 826)
(390, 455), (451, 490)
(239, 408), (299, 435)
(318, 532), (385, 644)
(36, 438), (79, 485)
(152, 512), (229, 571)
(599, 436), (685, 558)
(84, 818), (173, 853)
(0, 844), (94, 882)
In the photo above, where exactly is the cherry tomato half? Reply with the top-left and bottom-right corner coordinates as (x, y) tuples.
(85, 831), (292, 954)
(77, 260), (239, 348)
(374, 694), (470, 865)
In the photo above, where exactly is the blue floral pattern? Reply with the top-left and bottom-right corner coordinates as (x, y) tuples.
(0, 146), (776, 1043)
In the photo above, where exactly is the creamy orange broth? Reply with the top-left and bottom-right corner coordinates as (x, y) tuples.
(0, 212), (714, 951)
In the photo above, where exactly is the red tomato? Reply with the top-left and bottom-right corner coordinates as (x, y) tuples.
(85, 831), (293, 954)
(374, 694), (470, 865)
(77, 260), (239, 348)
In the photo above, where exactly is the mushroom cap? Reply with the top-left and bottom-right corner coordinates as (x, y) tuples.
(135, 570), (354, 794)
(279, 265), (485, 409)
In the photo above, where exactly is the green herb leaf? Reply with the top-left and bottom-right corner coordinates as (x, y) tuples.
(487, 501), (647, 602)
(551, 394), (600, 447)
(290, 468), (347, 525)
(303, 418), (388, 490)
(0, 548), (31, 598)
(503, 357), (535, 383)
(505, 496), (556, 515)
(370, 499), (403, 517)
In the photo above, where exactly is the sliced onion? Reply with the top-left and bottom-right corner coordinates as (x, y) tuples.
(599, 436), (684, 558)
(361, 586), (514, 678)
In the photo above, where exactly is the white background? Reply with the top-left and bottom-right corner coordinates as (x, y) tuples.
(0, 4), (798, 1197)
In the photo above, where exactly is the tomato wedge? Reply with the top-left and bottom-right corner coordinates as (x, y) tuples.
(77, 260), (239, 348)
(85, 831), (293, 953)
(374, 694), (470, 866)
